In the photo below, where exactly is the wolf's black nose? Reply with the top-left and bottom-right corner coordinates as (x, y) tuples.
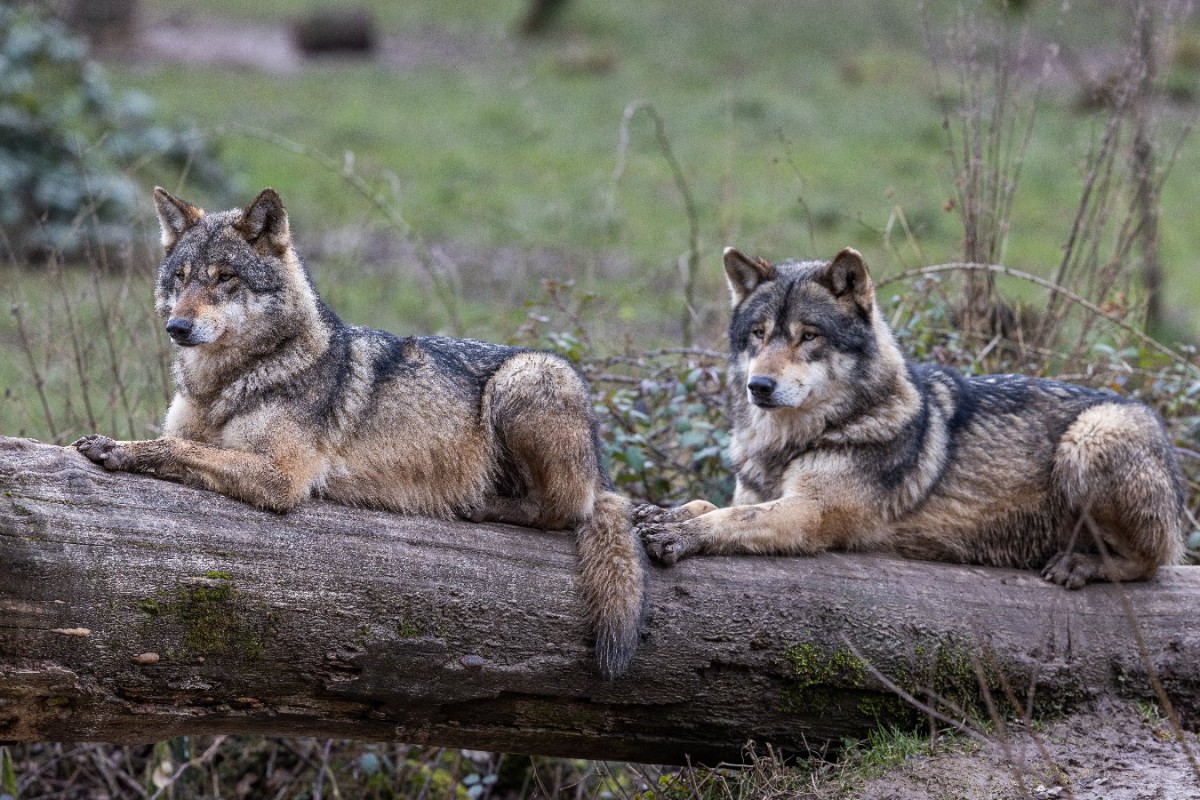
(747, 375), (776, 399)
(165, 318), (193, 339)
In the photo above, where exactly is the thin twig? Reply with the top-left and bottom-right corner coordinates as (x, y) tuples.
(840, 637), (990, 746)
(147, 736), (228, 800)
(971, 622), (1079, 800)
(87, 745), (147, 799)
(612, 100), (702, 348)
(311, 738), (343, 800)
(213, 123), (464, 334)
(966, 646), (1038, 800)
(876, 262), (1197, 373)
(49, 255), (97, 432)
(1084, 512), (1200, 783)
(841, 636), (1036, 800)
(11, 304), (58, 439)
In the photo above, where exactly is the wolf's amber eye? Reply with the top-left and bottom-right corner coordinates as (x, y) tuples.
(800, 331), (818, 343)
(173, 269), (184, 281)
(216, 271), (236, 284)
(750, 326), (766, 340)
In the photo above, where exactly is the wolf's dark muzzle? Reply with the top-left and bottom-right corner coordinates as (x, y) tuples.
(166, 317), (194, 344)
(747, 375), (776, 403)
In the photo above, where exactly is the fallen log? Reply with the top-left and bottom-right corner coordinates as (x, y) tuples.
(1, 435), (1197, 765)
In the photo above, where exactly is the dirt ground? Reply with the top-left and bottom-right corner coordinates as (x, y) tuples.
(102, 9), (509, 75)
(852, 699), (1200, 800)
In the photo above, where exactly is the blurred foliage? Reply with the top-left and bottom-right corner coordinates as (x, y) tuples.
(514, 278), (734, 507)
(3, 738), (659, 800)
(596, 358), (732, 506)
(0, 5), (228, 257)
(0, 745), (16, 800)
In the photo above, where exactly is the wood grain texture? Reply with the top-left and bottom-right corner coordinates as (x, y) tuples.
(1, 435), (1196, 764)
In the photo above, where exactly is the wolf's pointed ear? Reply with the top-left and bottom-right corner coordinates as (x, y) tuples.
(153, 187), (203, 252)
(818, 247), (874, 312)
(723, 247), (776, 308)
(234, 188), (292, 255)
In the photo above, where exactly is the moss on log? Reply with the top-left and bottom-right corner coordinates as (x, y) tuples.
(1, 436), (1197, 764)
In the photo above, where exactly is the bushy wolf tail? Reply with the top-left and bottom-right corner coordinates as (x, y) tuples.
(576, 490), (647, 678)
(485, 352), (646, 677)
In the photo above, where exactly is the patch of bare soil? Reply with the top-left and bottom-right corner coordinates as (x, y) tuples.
(854, 700), (1200, 800)
(101, 10), (511, 75)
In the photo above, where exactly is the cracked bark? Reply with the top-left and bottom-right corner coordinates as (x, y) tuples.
(1, 435), (1197, 765)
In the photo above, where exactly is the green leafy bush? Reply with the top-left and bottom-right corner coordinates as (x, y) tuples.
(593, 356), (732, 506)
(514, 279), (734, 507)
(0, 6), (228, 257)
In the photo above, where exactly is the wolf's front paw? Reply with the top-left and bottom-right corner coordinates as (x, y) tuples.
(1041, 551), (1098, 590)
(633, 501), (714, 526)
(637, 523), (700, 566)
(633, 503), (681, 526)
(72, 434), (138, 471)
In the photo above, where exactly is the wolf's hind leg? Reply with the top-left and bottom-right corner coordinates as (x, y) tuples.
(1041, 550), (1161, 589)
(468, 495), (544, 527)
(1050, 403), (1186, 587)
(486, 352), (600, 529)
(486, 352), (647, 678)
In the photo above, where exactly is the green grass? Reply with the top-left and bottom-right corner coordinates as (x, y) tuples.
(107, 0), (1200, 339)
(3, 0), (1200, 441)
(0, 255), (173, 442)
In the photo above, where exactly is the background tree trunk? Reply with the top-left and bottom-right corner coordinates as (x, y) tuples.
(1, 436), (1197, 765)
(62, 0), (138, 49)
(518, 0), (572, 36)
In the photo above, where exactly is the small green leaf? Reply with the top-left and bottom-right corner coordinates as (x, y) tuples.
(0, 746), (17, 797)
(623, 445), (646, 473)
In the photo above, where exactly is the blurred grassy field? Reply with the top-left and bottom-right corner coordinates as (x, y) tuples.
(108, 0), (1200, 336)
(3, 0), (1200, 441)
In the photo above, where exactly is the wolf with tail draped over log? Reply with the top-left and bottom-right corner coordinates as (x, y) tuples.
(74, 188), (647, 677)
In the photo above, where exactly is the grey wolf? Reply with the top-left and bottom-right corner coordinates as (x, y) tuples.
(73, 187), (646, 677)
(635, 246), (1186, 587)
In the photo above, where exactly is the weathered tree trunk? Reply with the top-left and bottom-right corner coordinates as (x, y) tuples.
(1, 436), (1197, 765)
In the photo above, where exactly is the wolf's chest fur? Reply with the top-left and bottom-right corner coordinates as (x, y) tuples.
(635, 246), (1185, 585)
(73, 187), (649, 678)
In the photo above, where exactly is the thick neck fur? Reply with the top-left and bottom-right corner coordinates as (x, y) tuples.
(173, 251), (333, 425)
(729, 306), (920, 469)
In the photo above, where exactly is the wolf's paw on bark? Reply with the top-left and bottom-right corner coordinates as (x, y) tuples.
(72, 435), (136, 471)
(632, 503), (683, 526)
(638, 524), (699, 565)
(1041, 551), (1098, 590)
